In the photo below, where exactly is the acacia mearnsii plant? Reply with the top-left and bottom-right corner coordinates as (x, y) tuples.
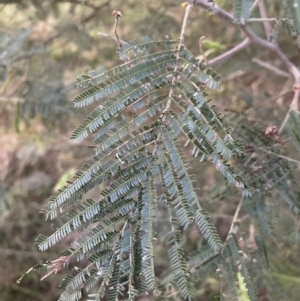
(18, 1), (300, 301)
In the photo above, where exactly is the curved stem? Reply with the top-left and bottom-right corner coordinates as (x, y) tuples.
(152, 4), (193, 156)
(179, 4), (193, 46)
(225, 197), (244, 241)
(192, 0), (300, 111)
(164, 3), (193, 114)
(209, 38), (250, 66)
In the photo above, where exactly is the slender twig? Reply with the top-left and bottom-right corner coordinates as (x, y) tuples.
(120, 219), (128, 233)
(258, 0), (272, 38)
(225, 197), (244, 241)
(279, 88), (300, 133)
(179, 4), (193, 46)
(291, 89), (300, 111)
(252, 58), (290, 78)
(164, 3), (193, 114)
(257, 147), (300, 166)
(98, 31), (126, 45)
(112, 10), (123, 48)
(209, 38), (250, 66)
(199, 36), (208, 65)
(191, 0), (300, 117)
(151, 4), (193, 156)
(250, 0), (261, 11)
(191, 0), (300, 80)
(179, 12), (235, 153)
(248, 18), (277, 22)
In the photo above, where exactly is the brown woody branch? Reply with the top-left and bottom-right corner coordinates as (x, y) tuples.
(191, 0), (300, 111)
(258, 0), (272, 39)
(209, 38), (250, 66)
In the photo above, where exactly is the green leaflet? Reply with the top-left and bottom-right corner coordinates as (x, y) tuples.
(285, 0), (300, 36)
(233, 0), (255, 24)
(287, 109), (300, 154)
(141, 177), (159, 292)
(228, 236), (258, 301)
(166, 202), (194, 300)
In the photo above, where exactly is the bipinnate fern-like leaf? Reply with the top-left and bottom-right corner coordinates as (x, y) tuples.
(205, 109), (300, 300)
(285, 0), (300, 36)
(223, 248), (240, 301)
(233, 0), (255, 24)
(33, 36), (253, 300)
(227, 236), (258, 301)
(287, 109), (300, 154)
(166, 203), (194, 300)
(263, 0), (300, 38)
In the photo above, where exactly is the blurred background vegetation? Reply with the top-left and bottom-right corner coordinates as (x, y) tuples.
(0, 1), (299, 300)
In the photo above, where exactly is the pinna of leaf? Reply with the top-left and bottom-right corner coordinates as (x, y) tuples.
(21, 3), (300, 301)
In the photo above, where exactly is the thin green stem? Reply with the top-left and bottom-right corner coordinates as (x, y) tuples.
(179, 4), (193, 46)
(163, 3), (193, 115)
(152, 4), (193, 156)
(248, 18), (277, 22)
(225, 197), (244, 242)
(250, 0), (261, 11)
(258, 147), (300, 166)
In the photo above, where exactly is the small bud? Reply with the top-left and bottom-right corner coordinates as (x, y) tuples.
(112, 10), (122, 18)
(181, 2), (189, 8)
(265, 125), (278, 139)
